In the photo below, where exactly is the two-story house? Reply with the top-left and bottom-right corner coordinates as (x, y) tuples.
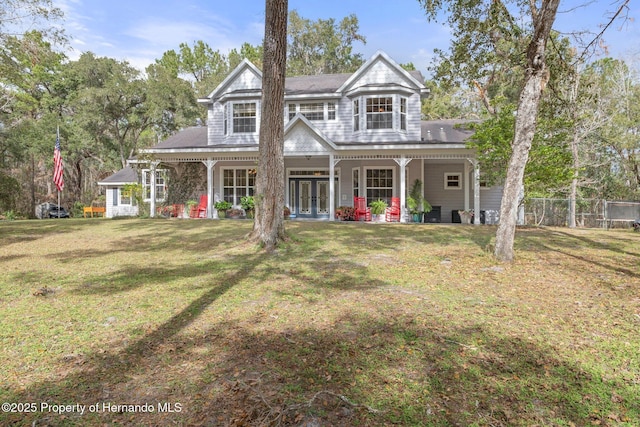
(99, 51), (502, 223)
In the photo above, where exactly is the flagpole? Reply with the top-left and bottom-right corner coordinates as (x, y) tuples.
(56, 126), (61, 218)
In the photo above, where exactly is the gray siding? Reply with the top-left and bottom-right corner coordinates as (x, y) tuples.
(208, 54), (424, 146)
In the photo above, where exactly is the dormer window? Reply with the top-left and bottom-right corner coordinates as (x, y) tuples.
(366, 97), (393, 129)
(233, 103), (257, 133)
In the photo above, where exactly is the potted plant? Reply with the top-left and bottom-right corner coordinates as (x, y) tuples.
(227, 208), (244, 219)
(369, 199), (388, 222)
(214, 200), (232, 218)
(240, 195), (255, 219)
(458, 209), (474, 224)
(186, 199), (197, 216)
(407, 179), (432, 222)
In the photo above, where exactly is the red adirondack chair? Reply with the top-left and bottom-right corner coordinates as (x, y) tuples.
(189, 195), (207, 218)
(385, 197), (401, 222)
(354, 196), (371, 221)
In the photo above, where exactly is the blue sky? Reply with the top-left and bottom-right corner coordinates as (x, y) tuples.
(56, 0), (639, 76)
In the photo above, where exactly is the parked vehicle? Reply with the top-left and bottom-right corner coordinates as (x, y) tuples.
(48, 205), (69, 218)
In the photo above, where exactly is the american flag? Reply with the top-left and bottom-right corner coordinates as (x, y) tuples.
(53, 132), (64, 192)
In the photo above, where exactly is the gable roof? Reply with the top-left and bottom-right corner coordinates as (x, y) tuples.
(202, 58), (263, 101)
(284, 114), (338, 153)
(337, 50), (427, 95)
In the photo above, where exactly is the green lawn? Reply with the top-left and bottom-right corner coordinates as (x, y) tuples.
(0, 219), (638, 426)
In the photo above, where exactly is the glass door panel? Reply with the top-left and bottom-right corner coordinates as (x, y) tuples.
(317, 181), (329, 214)
(299, 181), (311, 214)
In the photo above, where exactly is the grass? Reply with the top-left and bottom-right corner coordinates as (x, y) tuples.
(0, 218), (638, 426)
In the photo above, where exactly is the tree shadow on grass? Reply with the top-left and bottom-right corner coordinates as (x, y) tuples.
(0, 235), (398, 426)
(516, 228), (640, 279)
(2, 222), (638, 425)
(4, 307), (636, 426)
(0, 249), (268, 426)
(187, 315), (639, 426)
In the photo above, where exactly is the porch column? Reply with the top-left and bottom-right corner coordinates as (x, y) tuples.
(394, 156), (412, 223)
(464, 160), (470, 211)
(329, 154), (338, 221)
(468, 158), (481, 225)
(149, 161), (160, 218)
(203, 159), (217, 219)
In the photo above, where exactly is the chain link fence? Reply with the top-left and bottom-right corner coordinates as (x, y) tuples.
(523, 198), (640, 229)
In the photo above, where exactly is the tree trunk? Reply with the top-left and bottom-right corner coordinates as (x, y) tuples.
(494, 0), (560, 261)
(249, 0), (288, 251)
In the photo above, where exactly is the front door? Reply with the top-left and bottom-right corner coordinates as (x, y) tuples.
(291, 179), (330, 219)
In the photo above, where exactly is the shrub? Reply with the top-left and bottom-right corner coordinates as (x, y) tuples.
(336, 206), (356, 221)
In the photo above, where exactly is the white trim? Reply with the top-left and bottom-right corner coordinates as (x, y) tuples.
(444, 172), (462, 190)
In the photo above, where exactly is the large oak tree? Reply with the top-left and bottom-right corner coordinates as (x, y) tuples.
(249, 0), (288, 250)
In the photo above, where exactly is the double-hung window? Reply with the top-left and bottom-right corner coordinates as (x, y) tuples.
(327, 102), (336, 120)
(288, 102), (336, 121)
(223, 169), (256, 205)
(288, 103), (297, 120)
(299, 103), (324, 121)
(120, 188), (132, 205)
(400, 97), (407, 131)
(366, 168), (393, 203)
(233, 103), (257, 133)
(142, 169), (166, 201)
(366, 97), (393, 130)
(223, 104), (229, 135)
(353, 99), (360, 131)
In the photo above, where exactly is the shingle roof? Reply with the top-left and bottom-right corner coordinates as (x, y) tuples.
(284, 70), (424, 95)
(153, 126), (208, 149)
(147, 119), (475, 151)
(420, 120), (477, 144)
(285, 74), (351, 95)
(97, 165), (138, 185)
